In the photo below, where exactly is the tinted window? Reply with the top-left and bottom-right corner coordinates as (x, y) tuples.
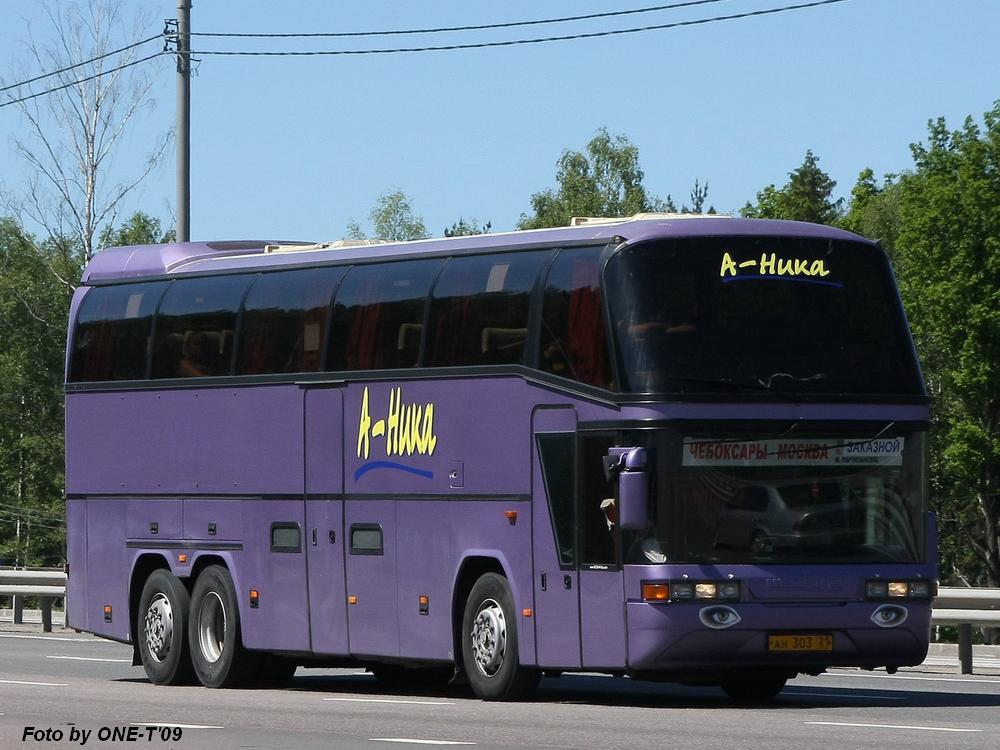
(238, 267), (344, 375)
(540, 248), (613, 389)
(152, 276), (252, 378)
(70, 282), (167, 382)
(537, 433), (575, 568)
(427, 251), (549, 367)
(605, 238), (924, 395)
(327, 260), (441, 371)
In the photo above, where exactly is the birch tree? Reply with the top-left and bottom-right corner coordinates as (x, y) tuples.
(1, 0), (171, 284)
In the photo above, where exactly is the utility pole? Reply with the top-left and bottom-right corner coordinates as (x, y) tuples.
(176, 0), (191, 242)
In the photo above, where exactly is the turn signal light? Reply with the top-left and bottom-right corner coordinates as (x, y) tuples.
(642, 583), (669, 601)
(249, 590), (259, 609)
(348, 595), (358, 605)
(103, 605), (112, 623)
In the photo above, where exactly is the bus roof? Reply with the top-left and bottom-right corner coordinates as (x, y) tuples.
(81, 216), (871, 283)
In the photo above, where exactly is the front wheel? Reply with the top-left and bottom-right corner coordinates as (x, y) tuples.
(188, 565), (253, 688)
(137, 569), (193, 685)
(461, 573), (539, 701)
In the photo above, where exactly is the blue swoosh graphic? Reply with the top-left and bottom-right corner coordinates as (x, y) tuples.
(355, 461), (434, 482)
(722, 275), (844, 288)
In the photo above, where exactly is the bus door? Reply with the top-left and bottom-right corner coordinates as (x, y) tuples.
(531, 406), (581, 668)
(577, 433), (627, 669)
(303, 386), (349, 656)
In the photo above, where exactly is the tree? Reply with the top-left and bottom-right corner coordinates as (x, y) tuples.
(1, 0), (171, 278)
(741, 150), (842, 224)
(887, 105), (1000, 588)
(0, 220), (74, 566)
(839, 168), (903, 248)
(100, 211), (176, 248)
(347, 191), (429, 241)
(518, 128), (677, 229)
(444, 218), (491, 237)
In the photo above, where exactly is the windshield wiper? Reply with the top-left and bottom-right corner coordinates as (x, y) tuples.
(662, 375), (793, 393)
(757, 371), (828, 389)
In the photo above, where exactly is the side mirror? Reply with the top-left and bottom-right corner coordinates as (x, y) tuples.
(604, 447), (648, 531)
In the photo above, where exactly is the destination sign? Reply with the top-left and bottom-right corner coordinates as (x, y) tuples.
(682, 437), (904, 467)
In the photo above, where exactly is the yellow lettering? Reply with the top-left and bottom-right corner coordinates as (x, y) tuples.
(386, 387), (400, 455)
(777, 257), (795, 275)
(358, 385), (439, 460)
(793, 258), (809, 275)
(759, 253), (776, 275)
(357, 387), (371, 459)
(423, 404), (437, 455)
(720, 252), (737, 277)
(810, 259), (830, 276)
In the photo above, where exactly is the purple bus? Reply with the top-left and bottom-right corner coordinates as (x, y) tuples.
(64, 215), (936, 700)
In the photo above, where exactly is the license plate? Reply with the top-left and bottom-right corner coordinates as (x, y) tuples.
(768, 634), (834, 652)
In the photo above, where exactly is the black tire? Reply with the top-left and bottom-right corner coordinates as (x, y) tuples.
(188, 565), (253, 688)
(461, 573), (539, 701)
(137, 569), (193, 685)
(720, 674), (788, 702)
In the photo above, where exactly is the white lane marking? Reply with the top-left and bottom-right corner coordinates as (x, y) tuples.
(788, 691), (906, 701)
(369, 740), (475, 746)
(822, 672), (1000, 685)
(325, 697), (454, 706)
(46, 655), (132, 663)
(131, 723), (224, 730)
(806, 721), (981, 733)
(0, 679), (68, 686)
(0, 634), (109, 643)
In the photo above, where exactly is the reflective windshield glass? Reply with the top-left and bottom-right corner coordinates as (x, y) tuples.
(604, 237), (924, 395)
(624, 428), (926, 565)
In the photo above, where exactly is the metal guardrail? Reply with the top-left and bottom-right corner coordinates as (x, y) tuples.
(0, 568), (67, 633)
(932, 587), (1000, 674)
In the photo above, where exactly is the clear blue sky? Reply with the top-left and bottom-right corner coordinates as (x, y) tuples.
(2, 0), (999, 242)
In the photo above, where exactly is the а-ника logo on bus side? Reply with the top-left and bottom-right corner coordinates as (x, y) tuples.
(355, 385), (438, 481)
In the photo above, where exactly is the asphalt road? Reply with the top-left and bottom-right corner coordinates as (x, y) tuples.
(1, 629), (999, 750)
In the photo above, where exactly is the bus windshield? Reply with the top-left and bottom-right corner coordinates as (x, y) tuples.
(604, 237), (924, 395)
(624, 429), (927, 565)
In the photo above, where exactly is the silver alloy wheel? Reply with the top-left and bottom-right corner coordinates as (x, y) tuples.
(470, 598), (506, 677)
(197, 591), (227, 664)
(144, 593), (173, 663)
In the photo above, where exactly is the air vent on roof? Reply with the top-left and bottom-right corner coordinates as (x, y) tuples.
(569, 212), (731, 227)
(264, 239), (389, 254)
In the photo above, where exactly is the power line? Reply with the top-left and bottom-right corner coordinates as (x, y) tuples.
(0, 33), (165, 94)
(192, 0), (734, 38)
(0, 52), (165, 110)
(191, 0), (851, 58)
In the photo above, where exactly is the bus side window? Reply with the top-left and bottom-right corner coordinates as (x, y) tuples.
(539, 248), (613, 390)
(327, 260), (441, 372)
(536, 433), (575, 569)
(70, 282), (168, 382)
(426, 251), (550, 367)
(151, 275), (252, 378)
(238, 266), (345, 375)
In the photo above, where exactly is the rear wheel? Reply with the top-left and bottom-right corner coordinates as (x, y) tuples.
(720, 674), (788, 702)
(137, 569), (193, 685)
(461, 573), (539, 701)
(188, 565), (252, 688)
